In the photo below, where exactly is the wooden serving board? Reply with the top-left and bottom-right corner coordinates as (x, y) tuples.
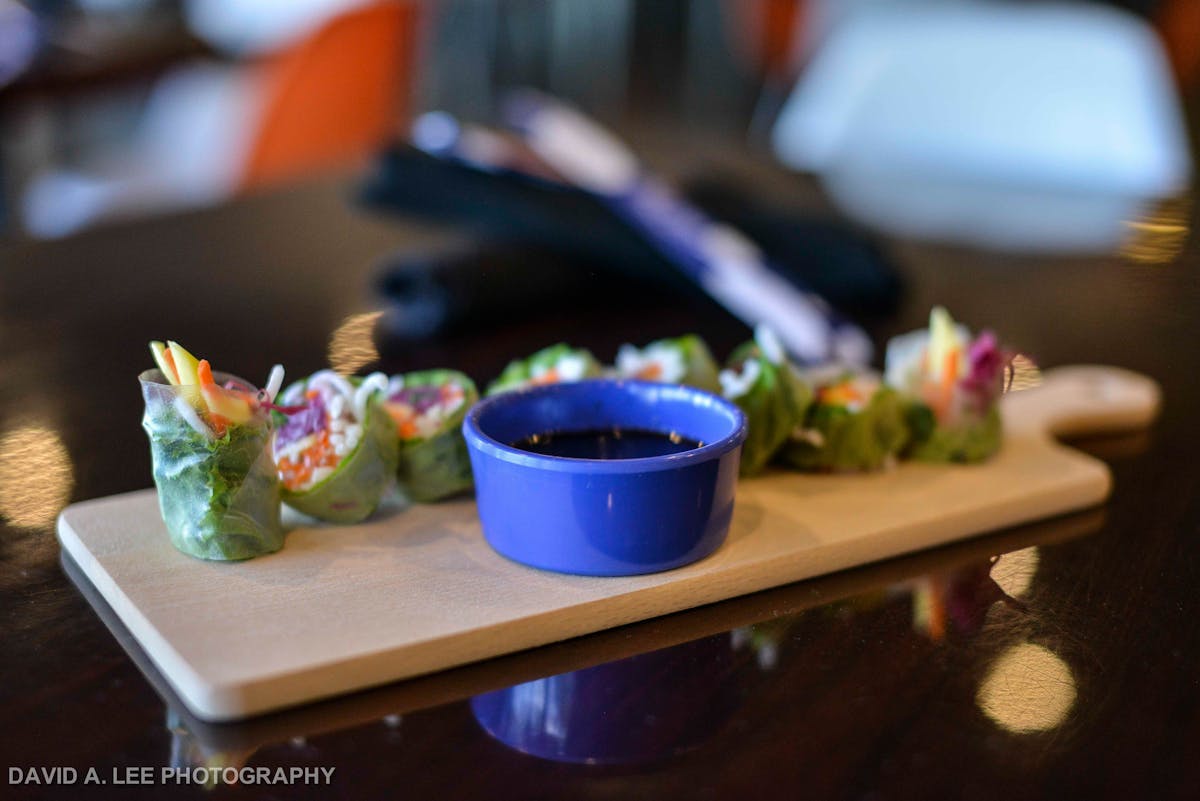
(58, 366), (1159, 722)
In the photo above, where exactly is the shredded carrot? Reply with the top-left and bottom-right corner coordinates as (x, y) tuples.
(637, 364), (663, 380)
(931, 349), (958, 419)
(197, 359), (215, 387)
(941, 351), (957, 392)
(399, 420), (417, 439)
(162, 350), (180, 383)
(278, 429), (341, 490)
(209, 412), (228, 437)
(819, 381), (865, 406)
(385, 404), (413, 423)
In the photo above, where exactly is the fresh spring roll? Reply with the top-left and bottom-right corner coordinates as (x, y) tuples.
(486, 343), (601, 395)
(884, 306), (1012, 463)
(141, 341), (285, 561)
(614, 334), (722, 394)
(718, 326), (813, 476)
(274, 370), (399, 523)
(383, 370), (479, 502)
(779, 369), (909, 472)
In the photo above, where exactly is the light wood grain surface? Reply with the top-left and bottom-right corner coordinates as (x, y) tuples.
(57, 366), (1159, 721)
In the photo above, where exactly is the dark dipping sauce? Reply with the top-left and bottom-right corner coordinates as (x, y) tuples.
(513, 428), (704, 460)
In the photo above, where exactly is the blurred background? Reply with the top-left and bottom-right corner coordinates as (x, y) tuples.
(0, 0), (1196, 349)
(5, 5), (1200, 793)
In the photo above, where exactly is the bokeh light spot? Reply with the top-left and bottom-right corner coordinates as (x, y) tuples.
(990, 546), (1040, 598)
(978, 642), (1076, 734)
(328, 311), (382, 375)
(0, 424), (74, 529)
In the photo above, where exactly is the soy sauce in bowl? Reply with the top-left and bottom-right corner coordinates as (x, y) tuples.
(513, 428), (703, 460)
(465, 380), (747, 575)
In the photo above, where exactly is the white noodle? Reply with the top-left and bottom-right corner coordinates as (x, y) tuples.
(264, 365), (284, 402)
(173, 397), (213, 439)
(754, 324), (785, 366)
(614, 344), (640, 376)
(307, 369), (356, 400)
(719, 359), (761, 399)
(554, 354), (588, 382)
(353, 372), (389, 421)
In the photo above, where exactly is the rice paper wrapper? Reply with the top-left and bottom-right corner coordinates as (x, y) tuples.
(486, 343), (601, 395)
(281, 397), (399, 524)
(905, 403), (1002, 463)
(392, 369), (479, 502)
(781, 387), (910, 472)
(724, 342), (813, 476)
(140, 369), (283, 561)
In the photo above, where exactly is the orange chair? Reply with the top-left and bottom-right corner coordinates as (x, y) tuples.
(240, 0), (419, 190)
(722, 0), (809, 84)
(1157, 0), (1200, 94)
(22, 0), (420, 237)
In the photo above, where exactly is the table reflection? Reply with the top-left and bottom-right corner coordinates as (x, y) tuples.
(59, 504), (1105, 784)
(977, 642), (1077, 735)
(470, 634), (740, 765)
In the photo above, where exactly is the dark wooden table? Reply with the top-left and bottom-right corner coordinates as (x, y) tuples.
(1, 145), (1198, 800)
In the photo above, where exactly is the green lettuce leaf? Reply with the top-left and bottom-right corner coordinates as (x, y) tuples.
(723, 341), (813, 476)
(906, 404), (1002, 463)
(141, 372), (283, 561)
(281, 397), (399, 524)
(780, 385), (910, 472)
(617, 334), (722, 395)
(486, 343), (601, 395)
(391, 369), (479, 502)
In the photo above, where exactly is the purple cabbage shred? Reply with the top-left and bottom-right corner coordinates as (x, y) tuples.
(276, 392), (327, 446)
(390, 385), (443, 414)
(960, 331), (1009, 410)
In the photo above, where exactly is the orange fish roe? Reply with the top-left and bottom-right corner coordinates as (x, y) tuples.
(277, 429), (341, 490)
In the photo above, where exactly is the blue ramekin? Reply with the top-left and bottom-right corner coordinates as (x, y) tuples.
(462, 379), (748, 576)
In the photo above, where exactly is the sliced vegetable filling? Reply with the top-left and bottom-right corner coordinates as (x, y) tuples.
(529, 352), (590, 385)
(384, 377), (468, 442)
(617, 342), (687, 383)
(487, 344), (601, 395)
(616, 335), (722, 394)
(884, 307), (1019, 463)
(885, 306), (1009, 426)
(814, 374), (879, 414)
(275, 371), (382, 492)
(386, 369), (479, 503)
